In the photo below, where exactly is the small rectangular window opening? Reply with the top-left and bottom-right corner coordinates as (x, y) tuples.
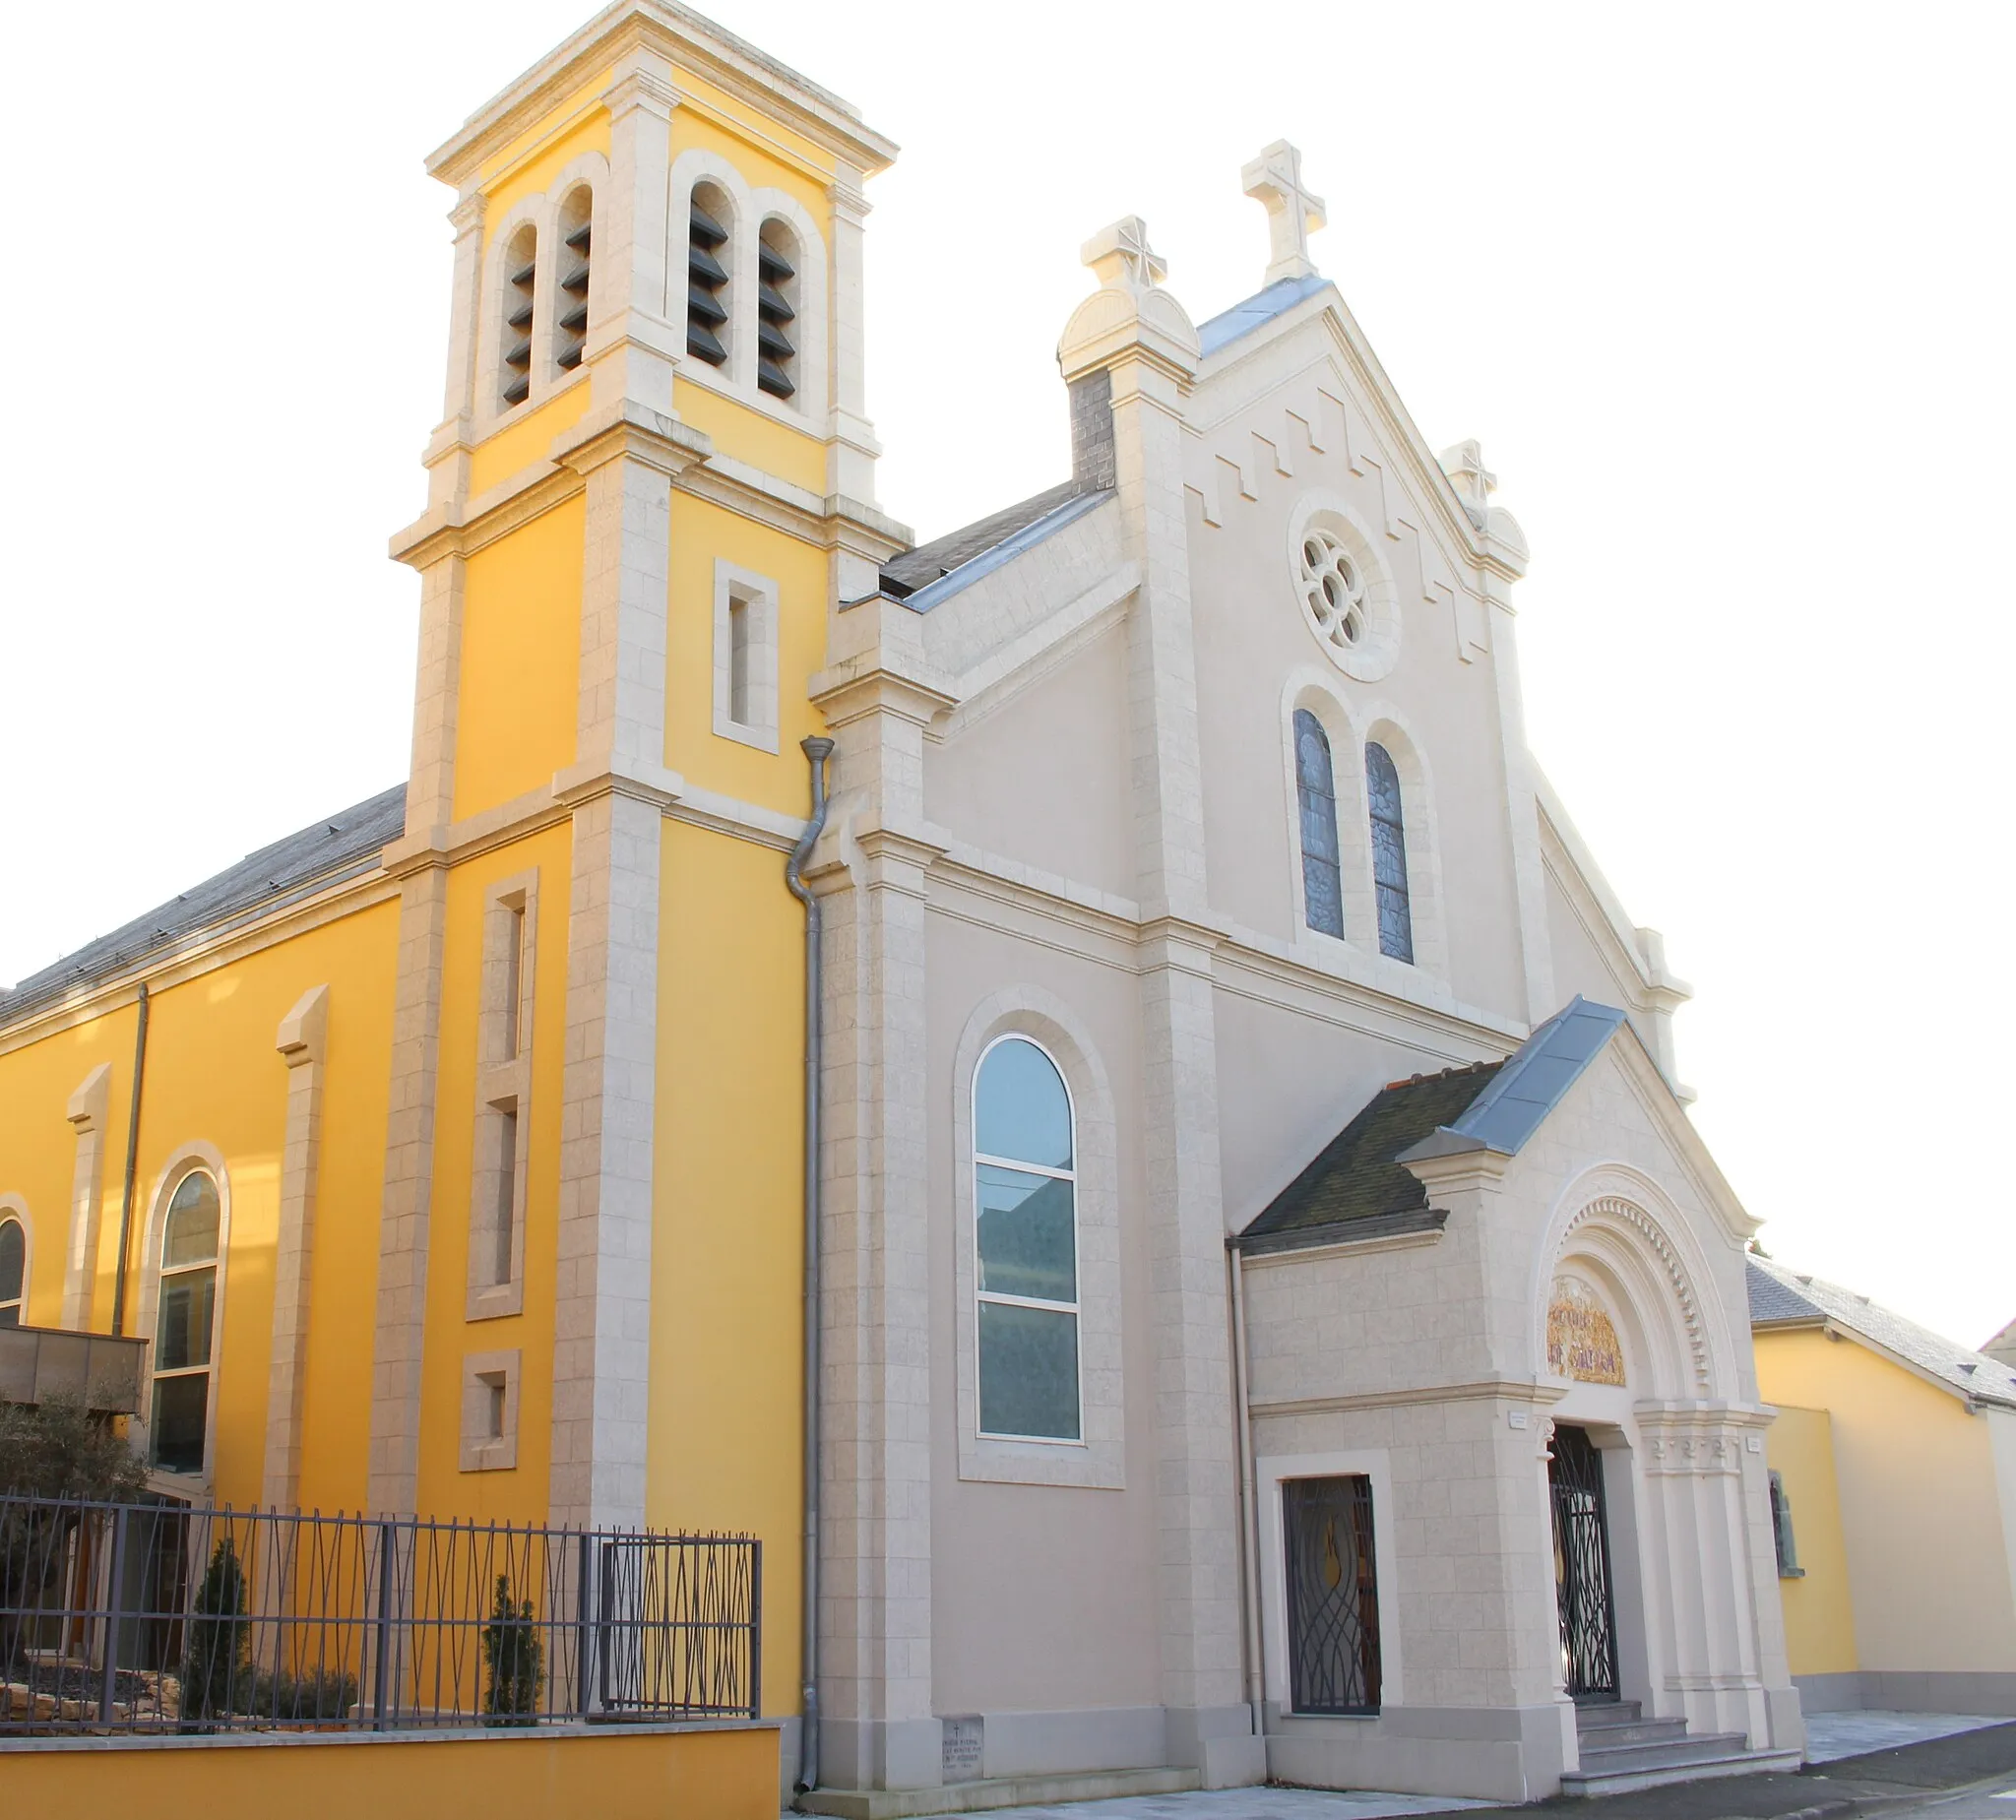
(486, 1377), (507, 1440)
(502, 903), (526, 1058)
(728, 595), (753, 725)
(493, 1106), (519, 1287)
(1769, 1470), (1803, 1578)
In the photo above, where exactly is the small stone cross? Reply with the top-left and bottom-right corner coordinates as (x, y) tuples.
(1241, 141), (1326, 285)
(1081, 215), (1167, 296)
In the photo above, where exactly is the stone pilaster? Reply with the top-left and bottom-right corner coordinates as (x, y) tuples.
(809, 619), (955, 1791)
(60, 1064), (112, 1331)
(266, 984), (329, 1512)
(590, 57), (682, 418)
(420, 191), (486, 517)
(1057, 226), (1253, 1782)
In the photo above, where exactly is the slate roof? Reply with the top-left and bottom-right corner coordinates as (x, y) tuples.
(1236, 1061), (1501, 1255)
(0, 784), (407, 1027)
(1196, 271), (1332, 359)
(1747, 1256), (2016, 1412)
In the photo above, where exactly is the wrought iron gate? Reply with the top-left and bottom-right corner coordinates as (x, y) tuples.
(1548, 1423), (1618, 1702)
(1282, 1475), (1381, 1715)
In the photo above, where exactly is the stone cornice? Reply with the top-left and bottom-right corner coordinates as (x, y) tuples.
(809, 658), (959, 728)
(549, 400), (713, 479)
(1248, 1377), (1569, 1419)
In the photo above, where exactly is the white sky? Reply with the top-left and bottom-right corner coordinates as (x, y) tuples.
(2, 2), (2009, 1346)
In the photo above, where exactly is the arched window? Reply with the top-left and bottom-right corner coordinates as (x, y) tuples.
(686, 186), (730, 370)
(499, 223), (536, 408)
(151, 1171), (221, 1475)
(1366, 742), (1414, 963)
(0, 1217), (25, 1326)
(555, 187), (593, 373)
(973, 1036), (1080, 1442)
(1293, 710), (1344, 939)
(756, 220), (798, 400)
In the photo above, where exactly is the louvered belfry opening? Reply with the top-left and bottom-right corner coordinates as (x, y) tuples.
(555, 189), (593, 372)
(687, 186), (730, 368)
(500, 224), (536, 408)
(756, 220), (797, 399)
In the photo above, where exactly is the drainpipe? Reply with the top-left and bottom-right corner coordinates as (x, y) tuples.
(1228, 1235), (1266, 1739)
(109, 982), (151, 1337)
(785, 736), (835, 1795)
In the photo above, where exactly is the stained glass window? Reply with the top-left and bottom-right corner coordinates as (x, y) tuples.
(974, 1037), (1080, 1441)
(1365, 742), (1414, 963)
(152, 1171), (220, 1475)
(1293, 710), (1344, 939)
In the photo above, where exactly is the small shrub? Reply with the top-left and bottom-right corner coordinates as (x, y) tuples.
(480, 1574), (541, 1725)
(181, 1538), (251, 1722)
(249, 1663), (359, 1723)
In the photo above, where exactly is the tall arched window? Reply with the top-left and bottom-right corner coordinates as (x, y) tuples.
(554, 186), (593, 373)
(0, 1217), (25, 1326)
(686, 187), (730, 369)
(1293, 710), (1344, 939)
(756, 220), (799, 400)
(499, 223), (536, 408)
(152, 1171), (221, 1475)
(973, 1036), (1080, 1442)
(1366, 742), (1414, 963)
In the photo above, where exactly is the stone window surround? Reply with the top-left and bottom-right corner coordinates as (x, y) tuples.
(711, 558), (781, 752)
(950, 986), (1124, 1490)
(460, 1348), (522, 1474)
(1286, 492), (1402, 684)
(1278, 676), (1450, 982)
(1254, 1447), (1406, 1718)
(131, 1142), (233, 1495)
(471, 152), (612, 438)
(0, 1193), (32, 1322)
(468, 869), (538, 1323)
(667, 147), (830, 434)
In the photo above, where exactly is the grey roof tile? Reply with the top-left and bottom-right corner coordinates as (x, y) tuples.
(1, 784), (406, 1027)
(880, 481), (1082, 595)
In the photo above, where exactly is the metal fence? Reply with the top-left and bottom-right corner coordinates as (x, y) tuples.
(0, 1494), (759, 1733)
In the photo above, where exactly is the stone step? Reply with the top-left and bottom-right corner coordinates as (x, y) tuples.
(1577, 1730), (1753, 1773)
(1561, 1745), (1804, 1798)
(1575, 1717), (1692, 1748)
(1577, 1699), (1643, 1726)
(795, 1766), (1202, 1819)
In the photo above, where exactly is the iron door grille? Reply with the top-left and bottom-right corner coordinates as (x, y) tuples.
(1282, 1475), (1381, 1716)
(1549, 1423), (1619, 1702)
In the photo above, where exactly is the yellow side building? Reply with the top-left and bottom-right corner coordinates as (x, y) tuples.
(0, 0), (907, 1750)
(1752, 1256), (2016, 1716)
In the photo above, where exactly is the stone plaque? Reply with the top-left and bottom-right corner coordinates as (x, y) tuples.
(942, 1714), (983, 1783)
(1546, 1275), (1626, 1386)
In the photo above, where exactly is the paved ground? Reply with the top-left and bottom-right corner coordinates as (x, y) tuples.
(891, 1712), (2016, 1820)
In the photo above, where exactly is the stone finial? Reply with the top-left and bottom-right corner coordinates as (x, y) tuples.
(1438, 439), (1497, 511)
(1080, 216), (1166, 296)
(1241, 141), (1326, 285)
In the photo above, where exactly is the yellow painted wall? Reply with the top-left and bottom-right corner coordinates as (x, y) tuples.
(480, 103), (613, 227)
(650, 817), (804, 1719)
(0, 895), (400, 1512)
(468, 384), (593, 499)
(453, 494), (586, 822)
(1756, 1327), (2016, 1673)
(672, 380), (827, 494)
(0, 1725), (781, 1820)
(1762, 1403), (1857, 1676)
(414, 825), (574, 1525)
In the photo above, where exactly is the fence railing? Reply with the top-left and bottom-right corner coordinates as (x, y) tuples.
(0, 1494), (759, 1734)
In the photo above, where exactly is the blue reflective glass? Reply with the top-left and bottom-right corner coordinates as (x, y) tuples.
(976, 1164), (1077, 1303)
(1365, 743), (1413, 963)
(976, 1038), (1072, 1168)
(978, 1301), (1081, 1440)
(1293, 711), (1344, 938)
(162, 1172), (220, 1268)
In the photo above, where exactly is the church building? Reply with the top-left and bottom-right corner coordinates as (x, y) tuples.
(0, 2), (1805, 1805)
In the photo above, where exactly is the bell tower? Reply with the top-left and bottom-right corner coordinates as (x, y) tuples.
(371, 0), (908, 1583)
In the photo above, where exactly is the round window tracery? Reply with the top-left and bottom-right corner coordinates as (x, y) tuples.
(1299, 530), (1367, 653)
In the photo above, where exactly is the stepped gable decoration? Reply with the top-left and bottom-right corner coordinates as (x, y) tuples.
(1547, 1275), (1628, 1386)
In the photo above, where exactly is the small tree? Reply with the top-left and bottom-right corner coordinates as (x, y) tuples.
(181, 1538), (251, 1723)
(480, 1574), (541, 1725)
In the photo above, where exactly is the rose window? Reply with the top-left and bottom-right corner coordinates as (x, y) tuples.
(1298, 531), (1366, 653)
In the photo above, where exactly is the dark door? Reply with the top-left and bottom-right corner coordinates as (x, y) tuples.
(1549, 1423), (1619, 1703)
(1282, 1475), (1381, 1715)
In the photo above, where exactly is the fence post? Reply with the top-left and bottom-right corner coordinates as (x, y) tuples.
(97, 1504), (128, 1726)
(575, 1533), (595, 1722)
(748, 1538), (762, 1721)
(372, 1519), (395, 1730)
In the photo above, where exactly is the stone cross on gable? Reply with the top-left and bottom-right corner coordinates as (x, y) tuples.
(1241, 140), (1326, 285)
(1081, 215), (1167, 296)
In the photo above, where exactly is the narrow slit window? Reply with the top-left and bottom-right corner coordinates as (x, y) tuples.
(1365, 741), (1414, 963)
(501, 904), (526, 1059)
(687, 188), (730, 368)
(492, 1105), (519, 1287)
(151, 1172), (221, 1475)
(0, 1218), (24, 1326)
(728, 596), (752, 724)
(487, 1378), (507, 1441)
(756, 220), (798, 399)
(499, 224), (536, 408)
(555, 188), (593, 372)
(1292, 710), (1344, 939)
(1769, 1471), (1803, 1577)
